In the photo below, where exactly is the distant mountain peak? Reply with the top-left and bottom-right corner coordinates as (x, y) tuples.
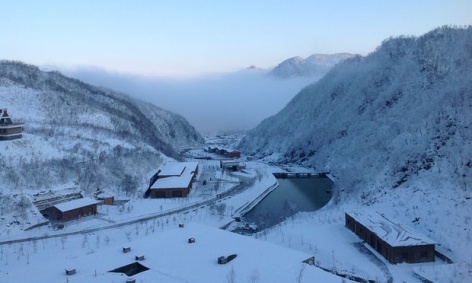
(270, 53), (357, 79)
(240, 26), (472, 194)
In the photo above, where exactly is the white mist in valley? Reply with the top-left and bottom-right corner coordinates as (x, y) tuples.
(62, 67), (315, 134)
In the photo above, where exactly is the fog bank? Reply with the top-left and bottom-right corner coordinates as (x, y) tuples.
(61, 67), (315, 134)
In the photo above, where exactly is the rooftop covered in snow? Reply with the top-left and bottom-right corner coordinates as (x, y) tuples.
(54, 197), (100, 212)
(151, 173), (194, 190)
(158, 161), (198, 177)
(345, 210), (436, 247)
(152, 168), (195, 190)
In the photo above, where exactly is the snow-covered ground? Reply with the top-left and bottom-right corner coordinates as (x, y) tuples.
(0, 222), (357, 283)
(1, 136), (470, 282)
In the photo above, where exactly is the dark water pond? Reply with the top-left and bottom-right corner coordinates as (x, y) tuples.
(240, 177), (333, 232)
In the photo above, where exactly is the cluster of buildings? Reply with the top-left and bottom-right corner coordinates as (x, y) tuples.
(205, 147), (246, 172)
(205, 147), (241, 158)
(33, 161), (200, 224)
(0, 108), (24, 140)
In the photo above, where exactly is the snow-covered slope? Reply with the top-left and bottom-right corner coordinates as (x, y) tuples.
(239, 26), (472, 268)
(0, 61), (203, 150)
(270, 53), (356, 79)
(0, 61), (204, 227)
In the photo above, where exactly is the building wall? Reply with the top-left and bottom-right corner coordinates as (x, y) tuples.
(0, 134), (22, 140)
(150, 188), (190, 198)
(52, 204), (98, 221)
(98, 196), (114, 205)
(5, 127), (22, 134)
(0, 126), (23, 140)
(391, 245), (435, 263)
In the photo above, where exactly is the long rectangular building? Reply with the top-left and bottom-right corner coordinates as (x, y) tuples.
(345, 210), (436, 263)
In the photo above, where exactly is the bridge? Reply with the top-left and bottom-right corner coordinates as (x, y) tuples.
(272, 172), (330, 178)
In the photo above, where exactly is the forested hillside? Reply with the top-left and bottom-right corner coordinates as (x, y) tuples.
(239, 26), (472, 274)
(240, 26), (472, 197)
(0, 61), (203, 225)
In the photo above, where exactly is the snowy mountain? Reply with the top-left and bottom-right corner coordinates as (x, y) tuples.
(0, 61), (203, 226)
(270, 53), (356, 79)
(239, 26), (472, 269)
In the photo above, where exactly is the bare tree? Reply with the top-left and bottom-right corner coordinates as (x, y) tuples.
(215, 203), (227, 218)
(248, 268), (260, 283)
(296, 263), (306, 283)
(226, 267), (236, 283)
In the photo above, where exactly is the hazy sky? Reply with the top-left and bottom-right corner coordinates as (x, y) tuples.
(1, 0), (471, 77)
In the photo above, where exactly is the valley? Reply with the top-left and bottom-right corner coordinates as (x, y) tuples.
(0, 135), (465, 282)
(1, 25), (471, 282)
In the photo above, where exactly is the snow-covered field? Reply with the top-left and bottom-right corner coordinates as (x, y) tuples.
(0, 222), (358, 283)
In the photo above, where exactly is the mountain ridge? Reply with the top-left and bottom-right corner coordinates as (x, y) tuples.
(0, 60), (203, 152)
(270, 52), (357, 79)
(0, 60), (204, 226)
(238, 25), (472, 263)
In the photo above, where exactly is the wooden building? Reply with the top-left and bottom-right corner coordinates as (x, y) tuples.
(50, 197), (99, 221)
(225, 150), (241, 159)
(0, 109), (24, 140)
(97, 192), (115, 205)
(150, 162), (199, 198)
(345, 210), (436, 263)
